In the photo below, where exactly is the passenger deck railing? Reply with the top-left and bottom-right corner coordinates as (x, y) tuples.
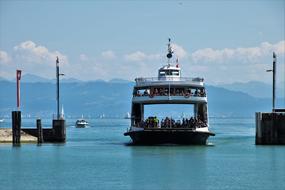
(133, 93), (206, 98)
(135, 77), (204, 86)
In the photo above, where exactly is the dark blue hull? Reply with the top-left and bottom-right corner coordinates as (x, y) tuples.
(124, 129), (215, 145)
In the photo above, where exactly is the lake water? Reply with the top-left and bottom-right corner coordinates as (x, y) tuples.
(0, 117), (284, 190)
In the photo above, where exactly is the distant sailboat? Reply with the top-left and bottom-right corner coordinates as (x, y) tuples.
(124, 112), (131, 119)
(60, 105), (65, 119)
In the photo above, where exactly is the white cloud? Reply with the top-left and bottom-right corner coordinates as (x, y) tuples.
(124, 44), (188, 62)
(191, 41), (285, 63)
(124, 51), (160, 62)
(272, 40), (285, 54)
(125, 51), (147, 62)
(79, 54), (89, 61)
(172, 43), (188, 59)
(1, 40), (284, 85)
(13, 41), (68, 65)
(187, 40), (285, 84)
(101, 50), (116, 60)
(0, 50), (10, 63)
(0, 41), (68, 79)
(124, 44), (187, 62)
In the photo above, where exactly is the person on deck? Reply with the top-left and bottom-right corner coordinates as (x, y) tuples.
(154, 116), (159, 128)
(194, 89), (198, 96)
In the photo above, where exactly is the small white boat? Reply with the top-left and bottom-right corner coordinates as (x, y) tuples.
(76, 116), (88, 128)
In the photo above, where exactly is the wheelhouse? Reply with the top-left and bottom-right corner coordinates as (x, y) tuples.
(158, 65), (181, 81)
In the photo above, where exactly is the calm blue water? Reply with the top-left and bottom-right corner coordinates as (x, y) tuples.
(0, 118), (284, 190)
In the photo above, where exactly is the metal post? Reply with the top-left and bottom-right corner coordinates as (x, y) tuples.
(37, 119), (43, 144)
(168, 82), (170, 100)
(52, 119), (66, 142)
(16, 70), (21, 111)
(56, 57), (60, 119)
(267, 52), (277, 112)
(12, 111), (21, 146)
(273, 52), (276, 111)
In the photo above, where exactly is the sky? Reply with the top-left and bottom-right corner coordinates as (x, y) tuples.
(0, 0), (284, 85)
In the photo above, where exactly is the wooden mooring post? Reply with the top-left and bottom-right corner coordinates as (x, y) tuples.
(52, 119), (66, 143)
(256, 111), (285, 145)
(37, 119), (43, 144)
(12, 111), (21, 146)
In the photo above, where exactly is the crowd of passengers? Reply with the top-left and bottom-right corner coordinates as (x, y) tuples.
(134, 88), (206, 97)
(138, 116), (207, 129)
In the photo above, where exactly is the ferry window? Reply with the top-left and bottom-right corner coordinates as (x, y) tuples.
(165, 70), (171, 75)
(160, 70), (180, 76)
(172, 71), (179, 76)
(159, 71), (166, 76)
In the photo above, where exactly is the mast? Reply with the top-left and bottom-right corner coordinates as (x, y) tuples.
(266, 52), (277, 111)
(56, 57), (64, 119)
(167, 38), (173, 99)
(56, 57), (60, 119)
(16, 70), (22, 111)
(273, 52), (276, 111)
(167, 38), (173, 65)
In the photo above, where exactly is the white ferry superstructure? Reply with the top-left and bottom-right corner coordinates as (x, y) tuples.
(124, 39), (215, 145)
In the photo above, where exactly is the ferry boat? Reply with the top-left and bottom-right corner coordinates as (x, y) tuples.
(124, 39), (215, 145)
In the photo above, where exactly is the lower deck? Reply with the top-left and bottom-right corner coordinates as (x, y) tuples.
(124, 129), (215, 145)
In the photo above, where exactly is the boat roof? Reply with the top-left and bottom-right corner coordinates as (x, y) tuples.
(159, 64), (181, 71)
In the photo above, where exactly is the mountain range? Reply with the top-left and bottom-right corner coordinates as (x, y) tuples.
(0, 74), (284, 118)
(218, 81), (284, 98)
(1, 74), (83, 83)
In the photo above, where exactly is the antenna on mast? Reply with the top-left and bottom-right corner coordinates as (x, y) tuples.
(167, 38), (173, 65)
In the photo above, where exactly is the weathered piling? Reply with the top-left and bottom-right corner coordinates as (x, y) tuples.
(256, 111), (285, 145)
(37, 119), (43, 144)
(52, 119), (66, 143)
(12, 111), (21, 146)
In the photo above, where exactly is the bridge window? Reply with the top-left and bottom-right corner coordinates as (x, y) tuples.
(159, 70), (180, 76)
(159, 71), (166, 76)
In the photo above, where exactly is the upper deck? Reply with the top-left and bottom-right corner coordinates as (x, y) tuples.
(132, 95), (207, 104)
(132, 39), (207, 105)
(135, 77), (204, 88)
